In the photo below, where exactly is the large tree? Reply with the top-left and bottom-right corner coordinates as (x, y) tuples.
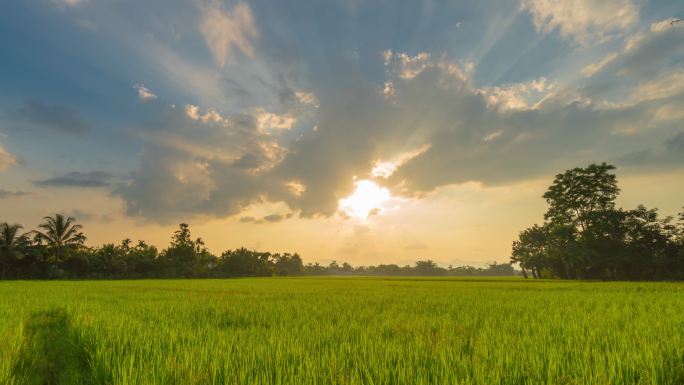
(543, 162), (619, 232)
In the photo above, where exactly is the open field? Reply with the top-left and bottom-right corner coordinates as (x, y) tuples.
(1, 277), (683, 385)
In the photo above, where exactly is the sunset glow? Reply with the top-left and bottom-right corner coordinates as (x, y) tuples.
(338, 180), (391, 220)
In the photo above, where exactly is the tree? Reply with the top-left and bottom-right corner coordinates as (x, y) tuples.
(511, 163), (684, 280)
(159, 223), (197, 277)
(33, 214), (86, 249)
(93, 243), (127, 278)
(543, 163), (619, 232)
(0, 223), (31, 279)
(32, 214), (86, 276)
(414, 260), (446, 275)
(125, 240), (159, 278)
(511, 225), (548, 278)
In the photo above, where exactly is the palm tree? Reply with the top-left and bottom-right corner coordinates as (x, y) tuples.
(33, 214), (86, 249)
(0, 222), (30, 279)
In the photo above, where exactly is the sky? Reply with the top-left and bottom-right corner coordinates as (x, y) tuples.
(0, 0), (683, 266)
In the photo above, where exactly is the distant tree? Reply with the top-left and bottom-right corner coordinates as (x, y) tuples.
(126, 240), (159, 278)
(160, 223), (198, 278)
(0, 223), (31, 279)
(33, 214), (86, 249)
(274, 253), (303, 275)
(32, 214), (86, 277)
(414, 260), (446, 275)
(94, 243), (127, 278)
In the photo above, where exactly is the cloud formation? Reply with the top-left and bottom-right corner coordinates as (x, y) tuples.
(134, 84), (157, 102)
(199, 1), (259, 67)
(33, 171), (116, 188)
(117, 18), (684, 223)
(116, 104), (286, 222)
(521, 0), (639, 45)
(0, 189), (30, 199)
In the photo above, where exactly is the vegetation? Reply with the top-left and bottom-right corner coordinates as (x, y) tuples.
(511, 163), (684, 280)
(0, 217), (514, 280)
(1, 278), (683, 384)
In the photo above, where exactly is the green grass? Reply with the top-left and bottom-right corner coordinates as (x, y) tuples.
(1, 277), (683, 384)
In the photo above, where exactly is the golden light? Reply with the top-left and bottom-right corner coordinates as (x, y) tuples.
(338, 179), (391, 220)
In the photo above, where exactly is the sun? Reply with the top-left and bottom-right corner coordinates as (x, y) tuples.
(338, 179), (391, 220)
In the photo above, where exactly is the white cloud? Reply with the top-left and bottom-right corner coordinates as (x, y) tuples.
(185, 104), (200, 120)
(134, 84), (157, 102)
(254, 108), (296, 131)
(632, 70), (684, 103)
(482, 77), (556, 111)
(582, 52), (618, 77)
(0, 145), (17, 172)
(522, 0), (639, 46)
(295, 91), (318, 106)
(199, 1), (259, 67)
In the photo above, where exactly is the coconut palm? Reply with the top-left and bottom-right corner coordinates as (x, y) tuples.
(33, 214), (86, 248)
(0, 222), (30, 279)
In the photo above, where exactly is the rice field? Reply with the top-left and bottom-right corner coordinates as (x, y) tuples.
(1, 277), (683, 385)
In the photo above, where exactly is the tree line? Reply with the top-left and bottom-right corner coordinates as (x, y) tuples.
(0, 217), (515, 279)
(510, 163), (684, 280)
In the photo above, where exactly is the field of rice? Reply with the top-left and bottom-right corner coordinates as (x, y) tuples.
(1, 277), (683, 385)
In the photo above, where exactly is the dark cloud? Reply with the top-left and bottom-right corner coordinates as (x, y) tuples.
(619, 132), (684, 167)
(0, 189), (30, 199)
(263, 214), (283, 222)
(238, 213), (292, 224)
(33, 171), (115, 188)
(9, 99), (91, 134)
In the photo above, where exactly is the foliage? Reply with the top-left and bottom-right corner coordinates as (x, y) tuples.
(511, 163), (684, 280)
(0, 221), (516, 279)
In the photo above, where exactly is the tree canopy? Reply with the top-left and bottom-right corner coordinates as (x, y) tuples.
(511, 163), (684, 280)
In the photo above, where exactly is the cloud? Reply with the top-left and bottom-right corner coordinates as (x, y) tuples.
(582, 52), (618, 77)
(619, 132), (684, 167)
(199, 1), (259, 67)
(521, 0), (639, 46)
(0, 145), (17, 171)
(0, 189), (30, 199)
(134, 84), (157, 102)
(64, 209), (95, 221)
(582, 19), (684, 80)
(116, 25), (684, 223)
(238, 212), (292, 224)
(33, 171), (116, 188)
(9, 99), (90, 134)
(263, 214), (284, 222)
(254, 108), (296, 131)
(116, 104), (284, 223)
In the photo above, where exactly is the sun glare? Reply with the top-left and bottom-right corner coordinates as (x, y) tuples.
(338, 180), (391, 220)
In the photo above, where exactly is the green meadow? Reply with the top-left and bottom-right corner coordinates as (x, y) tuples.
(1, 277), (683, 385)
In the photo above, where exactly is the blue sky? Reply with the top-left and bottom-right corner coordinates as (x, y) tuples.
(1, 0), (683, 264)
